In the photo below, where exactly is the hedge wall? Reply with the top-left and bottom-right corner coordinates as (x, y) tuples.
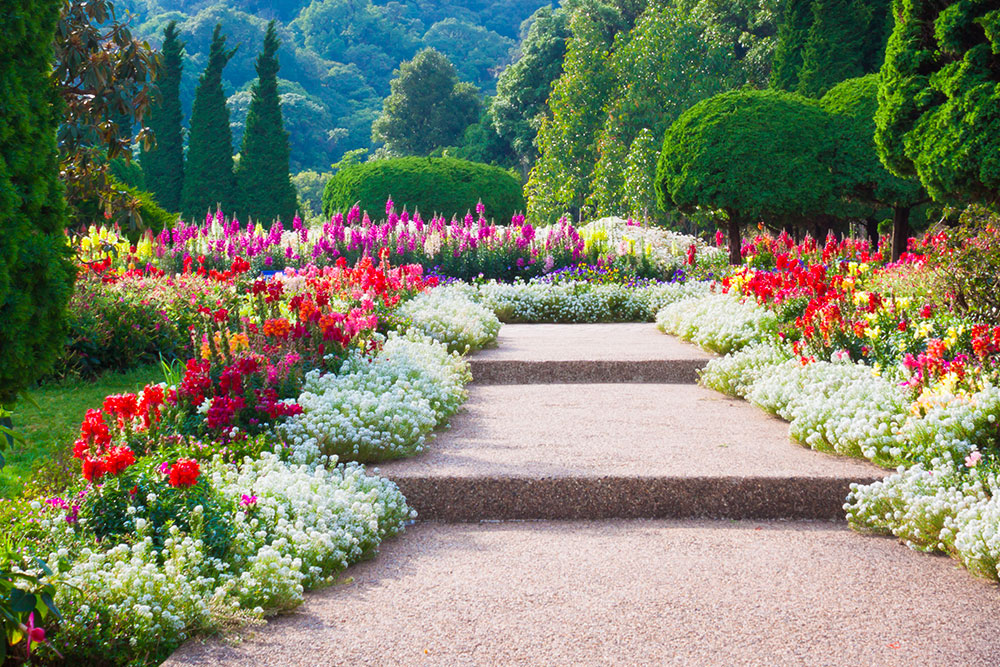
(322, 157), (525, 223)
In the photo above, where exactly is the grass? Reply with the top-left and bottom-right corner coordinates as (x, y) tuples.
(0, 364), (165, 499)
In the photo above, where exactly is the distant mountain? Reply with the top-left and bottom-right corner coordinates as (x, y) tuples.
(121, 0), (551, 171)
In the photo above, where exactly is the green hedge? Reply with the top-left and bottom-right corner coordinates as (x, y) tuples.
(322, 157), (525, 222)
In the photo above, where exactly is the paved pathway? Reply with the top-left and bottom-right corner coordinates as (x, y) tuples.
(166, 324), (1000, 666)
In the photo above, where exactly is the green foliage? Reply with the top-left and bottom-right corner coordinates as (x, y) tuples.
(622, 128), (662, 220)
(321, 156), (525, 222)
(141, 21), (186, 213)
(875, 0), (1000, 204)
(371, 48), (482, 156)
(588, 5), (738, 218)
(234, 21), (299, 225)
(80, 463), (235, 561)
(0, 0), (76, 407)
(182, 23), (238, 220)
(1, 556), (61, 663)
(74, 177), (177, 240)
(109, 157), (146, 191)
(291, 170), (331, 218)
(525, 5), (619, 223)
(796, 0), (869, 96)
(681, 0), (781, 87)
(656, 88), (839, 260)
(770, 0), (812, 90)
(489, 6), (572, 176)
(421, 18), (515, 92)
(820, 74), (926, 211)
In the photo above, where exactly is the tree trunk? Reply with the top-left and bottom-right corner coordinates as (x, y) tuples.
(864, 217), (879, 244)
(727, 216), (742, 265)
(892, 206), (911, 261)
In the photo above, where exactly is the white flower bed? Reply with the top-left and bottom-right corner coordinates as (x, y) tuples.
(471, 280), (709, 323)
(46, 454), (411, 660)
(282, 331), (471, 463)
(398, 286), (501, 353)
(656, 292), (778, 354)
(578, 217), (726, 276)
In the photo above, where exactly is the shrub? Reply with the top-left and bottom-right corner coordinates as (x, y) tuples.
(0, 0), (76, 406)
(322, 156), (525, 223)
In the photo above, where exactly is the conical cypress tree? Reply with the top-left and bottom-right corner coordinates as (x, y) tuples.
(141, 21), (185, 212)
(796, 0), (868, 97)
(235, 21), (297, 225)
(770, 0), (813, 91)
(182, 23), (237, 220)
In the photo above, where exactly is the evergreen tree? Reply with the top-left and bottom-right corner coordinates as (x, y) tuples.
(770, 0), (813, 91)
(1, 0), (76, 411)
(182, 23), (237, 220)
(876, 0), (1000, 205)
(141, 21), (185, 212)
(796, 0), (869, 96)
(235, 21), (298, 225)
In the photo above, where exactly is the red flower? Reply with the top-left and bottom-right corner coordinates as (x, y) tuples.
(168, 458), (200, 488)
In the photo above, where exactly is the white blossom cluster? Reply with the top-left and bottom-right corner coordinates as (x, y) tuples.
(398, 285), (501, 353)
(847, 463), (1000, 579)
(281, 331), (471, 463)
(471, 280), (710, 323)
(44, 454), (410, 660)
(656, 292), (779, 354)
(689, 302), (1000, 580)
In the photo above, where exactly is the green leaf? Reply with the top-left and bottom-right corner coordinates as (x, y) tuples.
(10, 589), (36, 613)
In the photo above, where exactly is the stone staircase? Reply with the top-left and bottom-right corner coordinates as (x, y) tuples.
(166, 324), (1000, 667)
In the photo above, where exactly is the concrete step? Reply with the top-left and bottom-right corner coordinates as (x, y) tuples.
(377, 384), (885, 521)
(165, 519), (1000, 667)
(470, 323), (710, 384)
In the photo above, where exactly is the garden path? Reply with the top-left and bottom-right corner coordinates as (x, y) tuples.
(166, 324), (1000, 666)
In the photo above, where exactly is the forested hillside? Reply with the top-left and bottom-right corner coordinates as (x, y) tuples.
(121, 0), (548, 171)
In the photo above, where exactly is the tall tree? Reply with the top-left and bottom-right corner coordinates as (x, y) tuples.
(490, 6), (572, 178)
(820, 74), (927, 258)
(770, 0), (813, 90)
(141, 21), (185, 212)
(371, 48), (481, 156)
(234, 21), (298, 225)
(1, 0), (76, 410)
(182, 23), (237, 220)
(525, 4), (619, 223)
(588, 6), (736, 219)
(875, 0), (1000, 205)
(796, 0), (869, 96)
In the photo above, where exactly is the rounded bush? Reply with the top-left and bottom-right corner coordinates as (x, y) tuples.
(322, 156), (525, 223)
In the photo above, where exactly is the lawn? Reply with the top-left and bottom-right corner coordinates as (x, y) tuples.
(0, 364), (165, 498)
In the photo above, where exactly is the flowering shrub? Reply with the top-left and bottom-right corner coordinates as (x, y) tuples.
(671, 226), (1000, 582)
(73, 207), (706, 283)
(397, 286), (501, 353)
(282, 331), (471, 463)
(472, 279), (710, 324)
(20, 454), (411, 665)
(656, 293), (779, 354)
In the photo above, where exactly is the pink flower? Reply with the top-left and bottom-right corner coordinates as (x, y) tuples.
(966, 451), (982, 468)
(240, 494), (258, 508)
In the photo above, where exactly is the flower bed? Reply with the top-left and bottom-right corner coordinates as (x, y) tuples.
(1, 245), (491, 664)
(659, 230), (1000, 581)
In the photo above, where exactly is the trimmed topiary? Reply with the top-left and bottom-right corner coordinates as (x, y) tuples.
(322, 156), (525, 222)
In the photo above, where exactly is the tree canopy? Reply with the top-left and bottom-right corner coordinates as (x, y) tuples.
(656, 89), (839, 262)
(141, 20), (185, 212)
(875, 0), (1000, 205)
(370, 48), (482, 156)
(234, 21), (298, 224)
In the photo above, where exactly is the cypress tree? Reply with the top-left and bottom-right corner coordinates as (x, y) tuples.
(182, 23), (237, 220)
(796, 0), (869, 96)
(770, 0), (813, 91)
(0, 0), (76, 409)
(141, 21), (185, 212)
(235, 21), (297, 225)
